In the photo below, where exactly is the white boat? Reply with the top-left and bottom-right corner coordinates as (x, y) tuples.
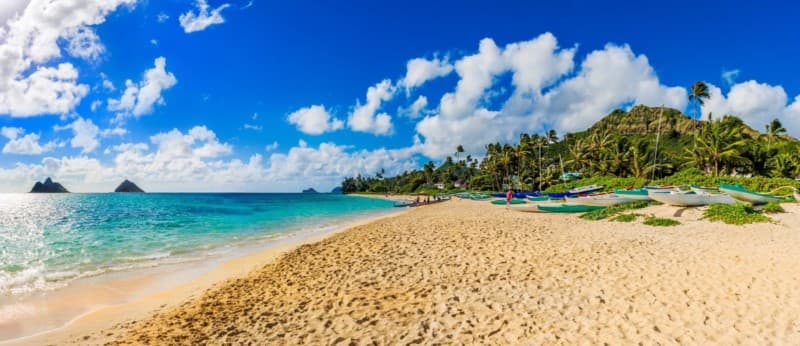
(648, 190), (735, 207)
(689, 185), (719, 194)
(568, 193), (639, 207)
(795, 189), (800, 204)
(645, 185), (677, 193)
(568, 184), (604, 194)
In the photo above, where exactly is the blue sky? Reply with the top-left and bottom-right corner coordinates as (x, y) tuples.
(0, 0), (798, 192)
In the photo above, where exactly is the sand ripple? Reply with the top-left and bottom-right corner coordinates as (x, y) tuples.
(102, 199), (800, 344)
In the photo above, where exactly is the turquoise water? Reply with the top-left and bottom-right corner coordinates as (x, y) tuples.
(0, 193), (394, 297)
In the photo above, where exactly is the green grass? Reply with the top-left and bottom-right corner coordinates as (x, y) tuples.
(643, 216), (680, 226)
(703, 203), (771, 225)
(762, 202), (785, 214)
(612, 213), (638, 222)
(580, 200), (654, 221)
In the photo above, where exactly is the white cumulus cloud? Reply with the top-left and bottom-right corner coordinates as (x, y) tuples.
(399, 95), (429, 119)
(179, 0), (230, 33)
(0, 0), (135, 117)
(63, 26), (105, 61)
(53, 117), (101, 153)
(416, 34), (687, 158)
(703, 80), (800, 134)
(107, 56), (178, 121)
(399, 57), (453, 93)
(287, 105), (343, 135)
(348, 79), (395, 135)
(0, 126), (422, 192)
(1, 126), (55, 155)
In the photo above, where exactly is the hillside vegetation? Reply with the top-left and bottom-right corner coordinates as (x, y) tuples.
(341, 103), (800, 194)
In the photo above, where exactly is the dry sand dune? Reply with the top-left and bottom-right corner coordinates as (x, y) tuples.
(47, 199), (800, 344)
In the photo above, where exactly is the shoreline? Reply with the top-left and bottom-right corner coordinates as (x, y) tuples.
(106, 199), (800, 344)
(5, 207), (408, 345)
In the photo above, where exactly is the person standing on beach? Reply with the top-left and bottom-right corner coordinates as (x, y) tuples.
(506, 189), (513, 206)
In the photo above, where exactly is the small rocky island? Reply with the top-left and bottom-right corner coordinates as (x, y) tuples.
(30, 177), (69, 193)
(302, 188), (318, 194)
(114, 179), (145, 193)
(330, 186), (343, 194)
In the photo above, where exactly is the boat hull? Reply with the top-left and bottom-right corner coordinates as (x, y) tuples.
(719, 183), (782, 205)
(536, 204), (606, 213)
(648, 191), (735, 207)
(490, 199), (526, 205)
(568, 184), (604, 194)
(690, 185), (720, 194)
(568, 194), (638, 207)
(614, 189), (652, 201)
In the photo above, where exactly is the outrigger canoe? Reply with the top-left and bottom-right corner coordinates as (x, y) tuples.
(648, 190), (735, 207)
(719, 182), (783, 205)
(527, 196), (549, 202)
(614, 188), (652, 201)
(690, 185), (719, 194)
(567, 193), (639, 207)
(490, 199), (526, 205)
(568, 184), (605, 194)
(536, 204), (606, 213)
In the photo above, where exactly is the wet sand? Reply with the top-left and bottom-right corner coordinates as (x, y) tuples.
(21, 199), (800, 344)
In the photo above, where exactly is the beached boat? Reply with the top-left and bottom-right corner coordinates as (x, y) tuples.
(536, 204), (606, 213)
(690, 185), (719, 194)
(470, 194), (491, 200)
(568, 193), (639, 207)
(547, 191), (575, 199)
(794, 189), (800, 203)
(490, 199), (526, 205)
(645, 185), (676, 193)
(614, 188), (652, 201)
(509, 204), (546, 213)
(719, 182), (783, 205)
(648, 191), (735, 207)
(568, 184), (604, 194)
(527, 195), (549, 202)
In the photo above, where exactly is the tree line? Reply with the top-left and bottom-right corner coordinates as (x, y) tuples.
(342, 82), (800, 194)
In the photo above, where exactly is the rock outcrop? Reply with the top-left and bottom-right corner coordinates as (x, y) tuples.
(114, 179), (145, 193)
(30, 178), (69, 193)
(302, 188), (318, 194)
(330, 186), (343, 194)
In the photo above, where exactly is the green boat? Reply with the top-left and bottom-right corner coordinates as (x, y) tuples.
(719, 182), (783, 205)
(527, 196), (549, 202)
(490, 199), (526, 205)
(470, 194), (491, 200)
(536, 204), (606, 213)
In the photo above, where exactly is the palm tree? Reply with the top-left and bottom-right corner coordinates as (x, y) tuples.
(546, 129), (558, 144)
(455, 144), (465, 162)
(566, 138), (592, 172)
(769, 153), (795, 178)
(423, 161), (435, 188)
(765, 118), (787, 152)
(688, 81), (710, 122)
(686, 116), (750, 176)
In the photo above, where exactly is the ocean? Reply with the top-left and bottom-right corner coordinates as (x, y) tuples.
(0, 193), (395, 298)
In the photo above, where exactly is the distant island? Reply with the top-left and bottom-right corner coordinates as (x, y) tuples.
(30, 177), (69, 193)
(302, 188), (318, 194)
(330, 186), (343, 194)
(114, 180), (145, 193)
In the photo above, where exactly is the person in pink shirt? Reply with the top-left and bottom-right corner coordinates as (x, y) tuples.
(506, 189), (513, 206)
